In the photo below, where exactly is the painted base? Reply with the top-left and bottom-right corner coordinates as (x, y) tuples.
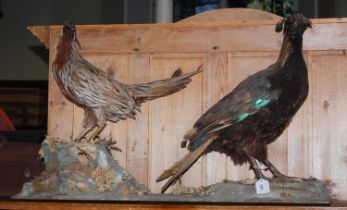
(14, 138), (332, 204)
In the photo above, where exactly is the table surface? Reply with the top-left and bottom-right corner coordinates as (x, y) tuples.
(0, 200), (346, 210)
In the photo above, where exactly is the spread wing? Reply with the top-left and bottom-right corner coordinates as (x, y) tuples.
(187, 66), (282, 150)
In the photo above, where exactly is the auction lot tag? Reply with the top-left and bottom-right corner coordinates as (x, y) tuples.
(255, 178), (270, 194)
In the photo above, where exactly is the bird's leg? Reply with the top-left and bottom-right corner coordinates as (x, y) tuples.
(74, 125), (96, 142)
(85, 107), (107, 142)
(75, 108), (98, 142)
(244, 148), (263, 179)
(263, 159), (283, 177)
(87, 124), (106, 142)
(263, 159), (303, 182)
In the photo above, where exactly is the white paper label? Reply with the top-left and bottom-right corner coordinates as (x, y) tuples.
(255, 179), (271, 194)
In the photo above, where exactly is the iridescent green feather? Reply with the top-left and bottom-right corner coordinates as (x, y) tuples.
(236, 98), (271, 123)
(254, 98), (271, 109)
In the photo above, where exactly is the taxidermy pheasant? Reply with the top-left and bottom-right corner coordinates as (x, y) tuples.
(157, 12), (312, 193)
(53, 21), (202, 142)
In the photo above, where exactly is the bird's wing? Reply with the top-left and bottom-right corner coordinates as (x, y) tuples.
(188, 68), (282, 150)
(66, 60), (132, 111)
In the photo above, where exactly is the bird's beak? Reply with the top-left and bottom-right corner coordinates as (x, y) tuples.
(305, 19), (312, 28)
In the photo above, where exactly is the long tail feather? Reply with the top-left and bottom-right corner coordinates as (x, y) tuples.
(156, 135), (216, 193)
(127, 64), (203, 104)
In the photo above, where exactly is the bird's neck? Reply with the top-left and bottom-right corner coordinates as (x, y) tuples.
(54, 39), (77, 70)
(277, 35), (303, 65)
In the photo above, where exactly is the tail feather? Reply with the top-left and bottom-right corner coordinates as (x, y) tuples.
(171, 68), (183, 78)
(156, 135), (216, 193)
(127, 65), (203, 104)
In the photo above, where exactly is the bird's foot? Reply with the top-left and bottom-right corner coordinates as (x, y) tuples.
(74, 136), (85, 143)
(261, 159), (303, 182)
(85, 133), (102, 143)
(94, 138), (122, 152)
(270, 174), (304, 183)
(222, 178), (231, 183)
(85, 136), (95, 143)
(181, 140), (188, 148)
(86, 124), (106, 143)
(93, 136), (105, 144)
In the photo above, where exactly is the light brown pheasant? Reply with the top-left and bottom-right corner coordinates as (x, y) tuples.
(52, 21), (202, 142)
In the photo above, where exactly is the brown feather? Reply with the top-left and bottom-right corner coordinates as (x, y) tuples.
(127, 64), (203, 103)
(157, 135), (216, 193)
(171, 68), (183, 78)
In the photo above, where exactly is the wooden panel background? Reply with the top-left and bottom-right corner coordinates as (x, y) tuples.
(40, 17), (347, 199)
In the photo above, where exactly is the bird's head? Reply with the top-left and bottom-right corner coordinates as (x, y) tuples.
(62, 20), (81, 48)
(275, 12), (312, 40)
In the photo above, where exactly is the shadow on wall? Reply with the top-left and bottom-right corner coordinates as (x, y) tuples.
(29, 46), (49, 65)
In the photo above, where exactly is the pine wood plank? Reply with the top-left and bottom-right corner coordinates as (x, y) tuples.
(310, 51), (347, 200)
(29, 20), (347, 53)
(126, 53), (150, 187)
(202, 53), (229, 185)
(148, 53), (204, 193)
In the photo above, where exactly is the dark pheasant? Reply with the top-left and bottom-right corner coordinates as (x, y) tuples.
(52, 21), (202, 142)
(157, 13), (312, 193)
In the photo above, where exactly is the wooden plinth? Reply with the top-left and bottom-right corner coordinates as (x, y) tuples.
(0, 200), (346, 210)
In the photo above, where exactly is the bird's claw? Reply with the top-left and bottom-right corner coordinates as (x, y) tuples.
(93, 136), (104, 144)
(268, 174), (304, 183)
(93, 138), (122, 152)
(74, 136), (85, 143)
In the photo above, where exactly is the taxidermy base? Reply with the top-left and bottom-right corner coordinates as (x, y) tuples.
(14, 137), (332, 204)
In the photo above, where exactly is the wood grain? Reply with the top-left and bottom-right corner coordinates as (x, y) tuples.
(310, 51), (347, 200)
(202, 53), (229, 185)
(126, 53), (150, 186)
(148, 53), (204, 192)
(29, 20), (347, 53)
